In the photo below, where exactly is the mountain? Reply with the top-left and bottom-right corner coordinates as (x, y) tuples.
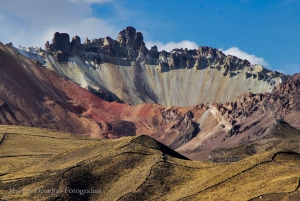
(0, 42), (199, 144)
(0, 26), (300, 201)
(1, 125), (300, 201)
(0, 26), (298, 161)
(15, 26), (287, 107)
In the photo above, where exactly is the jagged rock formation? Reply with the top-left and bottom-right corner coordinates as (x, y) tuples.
(16, 26), (288, 106)
(176, 73), (300, 160)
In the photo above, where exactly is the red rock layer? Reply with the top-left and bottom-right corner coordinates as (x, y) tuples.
(0, 43), (195, 142)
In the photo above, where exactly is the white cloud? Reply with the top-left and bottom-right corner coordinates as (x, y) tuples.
(0, 0), (118, 47)
(41, 18), (117, 46)
(219, 47), (269, 67)
(145, 40), (198, 52)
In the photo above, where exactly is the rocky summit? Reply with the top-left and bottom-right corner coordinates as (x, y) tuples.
(16, 26), (287, 106)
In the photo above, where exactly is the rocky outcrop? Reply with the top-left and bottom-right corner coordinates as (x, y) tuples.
(202, 73), (300, 144)
(117, 26), (145, 50)
(39, 26), (288, 107)
(45, 32), (71, 52)
(8, 26), (289, 116)
(71, 35), (81, 50)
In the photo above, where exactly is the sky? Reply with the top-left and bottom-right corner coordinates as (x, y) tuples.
(0, 0), (299, 75)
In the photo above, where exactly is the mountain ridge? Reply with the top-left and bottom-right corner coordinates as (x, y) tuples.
(13, 26), (288, 107)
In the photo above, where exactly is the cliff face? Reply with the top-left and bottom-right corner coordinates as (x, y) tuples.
(16, 26), (287, 107)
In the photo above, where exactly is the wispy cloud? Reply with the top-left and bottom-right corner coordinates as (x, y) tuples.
(0, 0), (118, 47)
(145, 40), (198, 52)
(219, 47), (269, 67)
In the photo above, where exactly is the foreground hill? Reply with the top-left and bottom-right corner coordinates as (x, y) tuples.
(15, 26), (287, 106)
(1, 125), (300, 201)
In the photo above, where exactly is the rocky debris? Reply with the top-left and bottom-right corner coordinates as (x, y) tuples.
(160, 108), (198, 148)
(174, 110), (197, 144)
(207, 73), (300, 141)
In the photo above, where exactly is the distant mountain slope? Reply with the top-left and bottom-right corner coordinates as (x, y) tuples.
(1, 125), (300, 201)
(178, 73), (300, 160)
(0, 41), (299, 161)
(208, 120), (300, 162)
(15, 26), (288, 106)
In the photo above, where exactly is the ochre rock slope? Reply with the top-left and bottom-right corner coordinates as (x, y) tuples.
(1, 125), (300, 201)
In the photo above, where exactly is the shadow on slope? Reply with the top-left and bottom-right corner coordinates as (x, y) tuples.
(208, 120), (300, 163)
(131, 135), (189, 160)
(1, 125), (300, 201)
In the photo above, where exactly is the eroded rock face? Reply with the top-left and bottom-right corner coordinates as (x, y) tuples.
(41, 27), (288, 107)
(204, 73), (300, 143)
(19, 26), (289, 108)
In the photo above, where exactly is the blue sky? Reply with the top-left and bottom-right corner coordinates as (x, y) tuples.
(0, 0), (299, 75)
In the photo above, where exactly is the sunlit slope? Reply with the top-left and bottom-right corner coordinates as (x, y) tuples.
(45, 55), (284, 107)
(1, 125), (300, 201)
